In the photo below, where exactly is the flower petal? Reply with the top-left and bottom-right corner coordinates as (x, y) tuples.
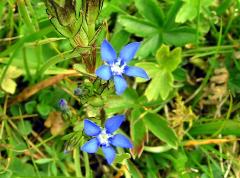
(111, 134), (133, 148)
(81, 138), (99, 153)
(113, 75), (128, 95)
(102, 146), (116, 164)
(124, 66), (149, 79)
(96, 65), (112, 80)
(105, 115), (125, 134)
(84, 119), (101, 136)
(101, 39), (117, 63)
(119, 42), (140, 62)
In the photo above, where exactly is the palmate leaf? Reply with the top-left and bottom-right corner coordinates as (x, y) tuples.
(118, 15), (158, 37)
(156, 44), (182, 72)
(119, 0), (196, 57)
(175, 0), (214, 23)
(142, 45), (182, 100)
(137, 34), (162, 58)
(134, 0), (164, 27)
(135, 62), (160, 83)
(145, 70), (173, 101)
(162, 27), (196, 46)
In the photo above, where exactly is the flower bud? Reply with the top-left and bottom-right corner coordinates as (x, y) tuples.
(45, 0), (77, 26)
(58, 99), (68, 112)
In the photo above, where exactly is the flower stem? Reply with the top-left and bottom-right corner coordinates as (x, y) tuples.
(73, 148), (83, 177)
(83, 152), (91, 177)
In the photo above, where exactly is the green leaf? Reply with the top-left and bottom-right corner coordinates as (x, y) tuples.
(216, 0), (233, 15)
(156, 45), (182, 72)
(189, 120), (240, 136)
(143, 112), (178, 149)
(9, 158), (36, 176)
(163, 27), (196, 46)
(158, 71), (174, 100)
(130, 108), (147, 157)
(135, 0), (164, 27)
(35, 158), (53, 164)
(164, 0), (183, 28)
(113, 153), (131, 164)
(137, 34), (162, 58)
(135, 62), (160, 83)
(145, 70), (173, 100)
(25, 101), (37, 114)
(127, 161), (144, 178)
(37, 103), (52, 116)
(118, 15), (158, 37)
(17, 121), (32, 136)
(110, 29), (130, 52)
(175, 0), (213, 23)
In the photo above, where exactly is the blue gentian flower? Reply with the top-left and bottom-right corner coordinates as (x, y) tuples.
(74, 87), (83, 96)
(58, 99), (68, 111)
(96, 40), (149, 95)
(81, 115), (133, 164)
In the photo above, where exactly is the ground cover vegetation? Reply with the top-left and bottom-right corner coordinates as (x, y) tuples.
(1, 0), (240, 177)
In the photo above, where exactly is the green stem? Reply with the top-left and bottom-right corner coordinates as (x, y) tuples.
(73, 148), (83, 177)
(18, 0), (35, 33)
(83, 152), (91, 178)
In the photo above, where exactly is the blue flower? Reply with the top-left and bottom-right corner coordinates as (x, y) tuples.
(96, 40), (149, 95)
(81, 115), (133, 164)
(58, 99), (68, 111)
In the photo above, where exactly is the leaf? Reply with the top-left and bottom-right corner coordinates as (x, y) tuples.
(9, 158), (36, 176)
(1, 78), (17, 94)
(110, 29), (130, 52)
(156, 45), (182, 72)
(175, 0), (199, 23)
(175, 0), (213, 23)
(118, 15), (158, 37)
(113, 153), (131, 164)
(0, 66), (22, 94)
(25, 101), (37, 114)
(162, 27), (196, 46)
(35, 158), (53, 164)
(130, 108), (147, 158)
(37, 103), (52, 116)
(17, 121), (32, 136)
(135, 62), (160, 83)
(137, 34), (162, 58)
(135, 0), (164, 27)
(143, 112), (178, 149)
(144, 72), (162, 101)
(145, 70), (173, 101)
(189, 120), (240, 136)
(164, 0), (183, 28)
(158, 71), (174, 100)
(127, 161), (144, 178)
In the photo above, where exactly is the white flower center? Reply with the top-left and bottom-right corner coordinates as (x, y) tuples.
(97, 129), (112, 146)
(110, 59), (126, 75)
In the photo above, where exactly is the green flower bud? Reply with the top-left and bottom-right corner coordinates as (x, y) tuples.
(45, 0), (77, 26)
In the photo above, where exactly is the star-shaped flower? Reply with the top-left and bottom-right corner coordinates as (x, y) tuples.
(81, 115), (133, 164)
(96, 40), (149, 95)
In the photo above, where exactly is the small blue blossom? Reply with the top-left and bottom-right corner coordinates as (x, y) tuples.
(74, 88), (83, 96)
(81, 115), (133, 164)
(58, 99), (68, 112)
(96, 40), (149, 95)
